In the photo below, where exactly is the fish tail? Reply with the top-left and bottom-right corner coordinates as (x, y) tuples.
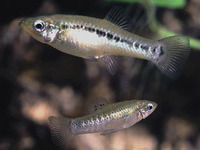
(48, 116), (73, 148)
(152, 35), (190, 79)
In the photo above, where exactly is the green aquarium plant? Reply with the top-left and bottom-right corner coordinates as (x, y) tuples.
(108, 0), (186, 9)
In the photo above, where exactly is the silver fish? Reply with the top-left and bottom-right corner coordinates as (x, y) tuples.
(19, 7), (190, 79)
(48, 99), (157, 146)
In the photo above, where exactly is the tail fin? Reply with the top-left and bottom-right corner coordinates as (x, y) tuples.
(48, 116), (73, 148)
(152, 35), (190, 79)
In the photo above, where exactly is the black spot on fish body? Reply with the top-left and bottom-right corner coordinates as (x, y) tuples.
(61, 24), (68, 29)
(107, 33), (113, 40)
(96, 29), (105, 37)
(88, 27), (92, 31)
(141, 45), (149, 51)
(98, 30), (106, 37)
(115, 37), (120, 42)
(99, 31), (103, 35)
(115, 36), (120, 42)
(97, 30), (104, 37)
(84, 27), (88, 30)
(71, 25), (76, 29)
(102, 31), (106, 37)
(76, 25), (80, 29)
(159, 46), (164, 56)
(96, 29), (100, 34)
(135, 42), (139, 49)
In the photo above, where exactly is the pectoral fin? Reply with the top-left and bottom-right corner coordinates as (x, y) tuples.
(103, 56), (119, 75)
(85, 55), (119, 75)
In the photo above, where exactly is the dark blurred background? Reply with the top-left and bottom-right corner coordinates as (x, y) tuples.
(0, 0), (200, 150)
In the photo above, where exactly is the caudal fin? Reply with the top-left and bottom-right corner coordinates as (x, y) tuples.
(152, 35), (190, 79)
(48, 116), (73, 148)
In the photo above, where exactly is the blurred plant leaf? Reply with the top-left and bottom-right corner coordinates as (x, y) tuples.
(107, 0), (186, 9)
(108, 0), (200, 50)
(143, 0), (200, 50)
(152, 23), (200, 50)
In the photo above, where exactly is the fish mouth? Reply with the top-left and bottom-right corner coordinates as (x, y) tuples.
(152, 102), (158, 111)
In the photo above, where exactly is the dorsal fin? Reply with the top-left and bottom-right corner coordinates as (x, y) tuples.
(87, 97), (110, 113)
(104, 6), (131, 30)
(129, 4), (149, 33)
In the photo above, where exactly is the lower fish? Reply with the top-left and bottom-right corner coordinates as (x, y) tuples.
(19, 7), (190, 79)
(48, 100), (157, 146)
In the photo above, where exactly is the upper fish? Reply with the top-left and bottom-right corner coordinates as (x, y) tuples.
(48, 99), (157, 146)
(19, 7), (190, 79)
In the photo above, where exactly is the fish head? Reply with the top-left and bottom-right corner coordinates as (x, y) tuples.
(19, 16), (59, 43)
(139, 101), (157, 119)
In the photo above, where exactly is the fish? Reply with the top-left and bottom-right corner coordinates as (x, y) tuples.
(19, 7), (190, 79)
(48, 99), (157, 146)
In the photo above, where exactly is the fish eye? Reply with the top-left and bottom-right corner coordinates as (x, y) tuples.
(34, 20), (45, 32)
(147, 104), (153, 111)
